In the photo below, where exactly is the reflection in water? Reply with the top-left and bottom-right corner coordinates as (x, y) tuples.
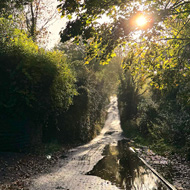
(87, 140), (169, 190)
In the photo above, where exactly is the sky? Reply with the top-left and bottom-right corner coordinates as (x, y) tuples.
(44, 0), (146, 49)
(44, 0), (113, 49)
(39, 0), (67, 49)
(46, 17), (67, 49)
(46, 14), (110, 50)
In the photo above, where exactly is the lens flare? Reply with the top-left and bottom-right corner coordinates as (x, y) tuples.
(136, 15), (147, 27)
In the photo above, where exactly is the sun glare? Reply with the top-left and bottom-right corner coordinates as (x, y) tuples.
(136, 15), (147, 27)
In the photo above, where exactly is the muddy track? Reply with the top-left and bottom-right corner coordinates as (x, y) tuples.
(29, 97), (172, 190)
(30, 96), (123, 190)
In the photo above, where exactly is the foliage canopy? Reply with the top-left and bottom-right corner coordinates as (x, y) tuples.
(59, 0), (190, 63)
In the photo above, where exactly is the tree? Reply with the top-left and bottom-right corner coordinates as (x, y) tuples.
(57, 0), (190, 158)
(0, 14), (78, 149)
(0, 0), (31, 12)
(24, 0), (60, 44)
(58, 0), (190, 63)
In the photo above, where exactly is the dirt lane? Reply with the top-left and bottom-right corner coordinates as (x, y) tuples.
(29, 96), (171, 190)
(30, 96), (123, 190)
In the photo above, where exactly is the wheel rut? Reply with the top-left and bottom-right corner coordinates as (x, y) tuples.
(29, 96), (173, 190)
(30, 96), (122, 190)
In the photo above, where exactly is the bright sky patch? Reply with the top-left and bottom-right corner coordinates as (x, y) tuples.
(136, 15), (147, 27)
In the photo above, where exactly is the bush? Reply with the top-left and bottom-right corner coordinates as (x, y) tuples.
(53, 42), (122, 144)
(56, 63), (108, 143)
(0, 22), (77, 150)
(118, 69), (190, 159)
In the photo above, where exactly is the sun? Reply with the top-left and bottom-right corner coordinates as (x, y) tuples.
(136, 15), (147, 27)
(130, 12), (150, 29)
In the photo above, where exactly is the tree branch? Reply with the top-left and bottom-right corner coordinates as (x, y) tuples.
(165, 0), (172, 9)
(158, 37), (190, 41)
(172, 10), (190, 15)
(172, 1), (190, 10)
(38, 11), (57, 32)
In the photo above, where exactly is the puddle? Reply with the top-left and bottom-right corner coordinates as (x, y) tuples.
(104, 131), (118, 135)
(87, 140), (169, 190)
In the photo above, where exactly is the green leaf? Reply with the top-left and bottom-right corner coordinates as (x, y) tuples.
(67, 15), (72, 20)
